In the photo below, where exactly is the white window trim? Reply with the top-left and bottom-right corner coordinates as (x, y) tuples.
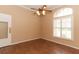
(53, 8), (74, 40)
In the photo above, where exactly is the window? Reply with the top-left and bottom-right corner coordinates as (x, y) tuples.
(53, 8), (73, 40)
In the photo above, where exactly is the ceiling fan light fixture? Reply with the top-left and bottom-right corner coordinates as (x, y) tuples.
(44, 7), (46, 9)
(31, 5), (52, 16)
(42, 10), (46, 15)
(43, 5), (47, 9)
(36, 11), (40, 16)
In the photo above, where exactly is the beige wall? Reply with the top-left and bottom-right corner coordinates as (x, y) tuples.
(0, 5), (40, 43)
(41, 5), (79, 48)
(0, 5), (79, 48)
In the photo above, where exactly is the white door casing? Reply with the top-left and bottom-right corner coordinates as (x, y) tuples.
(0, 13), (11, 47)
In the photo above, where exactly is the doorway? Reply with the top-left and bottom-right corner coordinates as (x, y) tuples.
(0, 13), (11, 47)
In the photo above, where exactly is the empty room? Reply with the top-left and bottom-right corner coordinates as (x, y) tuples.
(0, 5), (79, 54)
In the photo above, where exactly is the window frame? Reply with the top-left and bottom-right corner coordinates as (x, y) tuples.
(53, 8), (74, 40)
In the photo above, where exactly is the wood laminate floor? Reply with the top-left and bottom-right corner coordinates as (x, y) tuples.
(0, 39), (79, 54)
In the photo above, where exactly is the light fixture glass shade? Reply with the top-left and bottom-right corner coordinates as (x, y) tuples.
(44, 6), (46, 9)
(36, 11), (40, 15)
(43, 5), (47, 9)
(42, 10), (46, 15)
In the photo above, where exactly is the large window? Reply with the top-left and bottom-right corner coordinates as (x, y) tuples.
(53, 8), (73, 40)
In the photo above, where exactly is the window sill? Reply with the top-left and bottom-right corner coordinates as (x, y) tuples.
(53, 36), (73, 41)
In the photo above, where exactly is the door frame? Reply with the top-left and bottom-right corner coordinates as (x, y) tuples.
(0, 13), (11, 47)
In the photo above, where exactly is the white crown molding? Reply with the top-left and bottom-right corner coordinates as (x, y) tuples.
(17, 5), (63, 11)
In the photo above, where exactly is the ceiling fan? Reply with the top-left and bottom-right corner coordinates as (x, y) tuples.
(31, 5), (52, 16)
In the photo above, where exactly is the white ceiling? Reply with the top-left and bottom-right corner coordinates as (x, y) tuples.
(23, 5), (62, 10)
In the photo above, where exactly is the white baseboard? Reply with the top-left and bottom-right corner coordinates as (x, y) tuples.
(10, 38), (39, 46)
(0, 38), (39, 48)
(1, 37), (79, 50)
(42, 38), (79, 49)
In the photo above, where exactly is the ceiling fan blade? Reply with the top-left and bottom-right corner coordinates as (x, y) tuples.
(45, 10), (52, 12)
(30, 8), (37, 10)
